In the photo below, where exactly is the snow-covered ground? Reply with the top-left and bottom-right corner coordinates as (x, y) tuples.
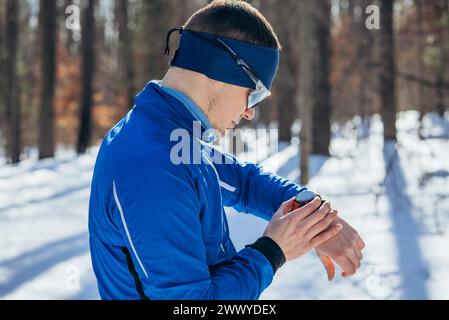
(0, 111), (448, 300)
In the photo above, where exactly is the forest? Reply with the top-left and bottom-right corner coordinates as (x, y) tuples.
(0, 0), (447, 181)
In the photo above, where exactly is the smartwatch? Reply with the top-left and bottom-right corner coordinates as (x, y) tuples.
(294, 189), (325, 207)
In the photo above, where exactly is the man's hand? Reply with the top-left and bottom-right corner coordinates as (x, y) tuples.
(263, 197), (342, 261)
(315, 216), (365, 281)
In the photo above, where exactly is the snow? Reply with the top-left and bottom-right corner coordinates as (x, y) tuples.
(0, 148), (99, 299)
(0, 111), (448, 300)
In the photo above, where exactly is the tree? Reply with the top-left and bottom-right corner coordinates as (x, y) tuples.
(0, 0), (4, 138)
(38, 0), (57, 159)
(311, 0), (331, 156)
(77, 0), (96, 154)
(298, 0), (332, 184)
(355, 0), (375, 129)
(4, 0), (20, 163)
(63, 0), (76, 54)
(137, 0), (171, 87)
(116, 0), (135, 110)
(434, 0), (449, 117)
(270, 0), (300, 142)
(298, 0), (314, 185)
(416, 0), (427, 137)
(378, 0), (397, 141)
(0, 1), (2, 55)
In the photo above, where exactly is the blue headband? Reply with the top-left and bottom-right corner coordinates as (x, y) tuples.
(166, 28), (280, 90)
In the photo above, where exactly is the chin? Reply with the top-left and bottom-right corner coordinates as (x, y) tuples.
(209, 123), (225, 137)
(216, 128), (226, 137)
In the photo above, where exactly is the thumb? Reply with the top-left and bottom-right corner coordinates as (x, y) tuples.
(273, 197), (295, 219)
(318, 254), (335, 281)
(280, 197), (296, 215)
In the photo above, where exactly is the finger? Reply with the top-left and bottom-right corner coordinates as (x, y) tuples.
(339, 255), (357, 277)
(318, 254), (336, 281)
(291, 200), (300, 211)
(357, 237), (366, 251)
(273, 197), (296, 218)
(281, 197), (296, 212)
(353, 247), (363, 261)
(301, 201), (332, 230)
(349, 250), (362, 270)
(287, 197), (322, 221)
(305, 210), (338, 238)
(309, 223), (342, 247)
(286, 200), (301, 215)
(349, 252), (362, 273)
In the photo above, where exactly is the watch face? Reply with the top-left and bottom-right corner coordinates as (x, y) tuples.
(294, 190), (318, 205)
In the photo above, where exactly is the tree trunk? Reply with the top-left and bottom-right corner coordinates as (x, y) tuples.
(38, 0), (57, 159)
(379, 0), (397, 141)
(416, 0), (425, 109)
(116, 0), (135, 110)
(298, 0), (332, 184)
(311, 0), (331, 156)
(5, 0), (20, 164)
(356, 0), (374, 128)
(275, 0), (300, 142)
(77, 0), (96, 154)
(0, 0), (4, 139)
(435, 0), (448, 117)
(277, 63), (297, 142)
(0, 2), (2, 54)
(416, 0), (426, 137)
(63, 0), (75, 53)
(139, 0), (170, 85)
(298, 0), (315, 185)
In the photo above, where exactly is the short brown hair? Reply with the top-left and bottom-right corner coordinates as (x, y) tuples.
(184, 0), (281, 50)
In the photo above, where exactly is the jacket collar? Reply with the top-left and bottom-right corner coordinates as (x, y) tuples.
(134, 80), (218, 143)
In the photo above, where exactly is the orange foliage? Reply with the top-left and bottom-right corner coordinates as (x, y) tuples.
(54, 42), (81, 146)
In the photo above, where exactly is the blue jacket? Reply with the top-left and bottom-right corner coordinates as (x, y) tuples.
(88, 81), (306, 300)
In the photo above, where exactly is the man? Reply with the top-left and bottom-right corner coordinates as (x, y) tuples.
(89, 0), (365, 300)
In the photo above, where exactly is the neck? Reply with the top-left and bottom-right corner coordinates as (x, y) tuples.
(160, 67), (212, 116)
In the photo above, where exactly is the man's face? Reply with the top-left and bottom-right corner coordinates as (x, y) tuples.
(206, 83), (256, 136)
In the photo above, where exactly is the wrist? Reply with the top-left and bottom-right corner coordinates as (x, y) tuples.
(246, 236), (286, 274)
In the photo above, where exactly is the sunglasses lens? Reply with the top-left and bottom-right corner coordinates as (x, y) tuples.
(248, 87), (271, 108)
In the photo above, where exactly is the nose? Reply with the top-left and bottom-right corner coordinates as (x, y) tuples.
(242, 107), (255, 121)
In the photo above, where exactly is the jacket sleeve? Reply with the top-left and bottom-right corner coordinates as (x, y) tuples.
(112, 155), (274, 300)
(208, 145), (308, 221)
